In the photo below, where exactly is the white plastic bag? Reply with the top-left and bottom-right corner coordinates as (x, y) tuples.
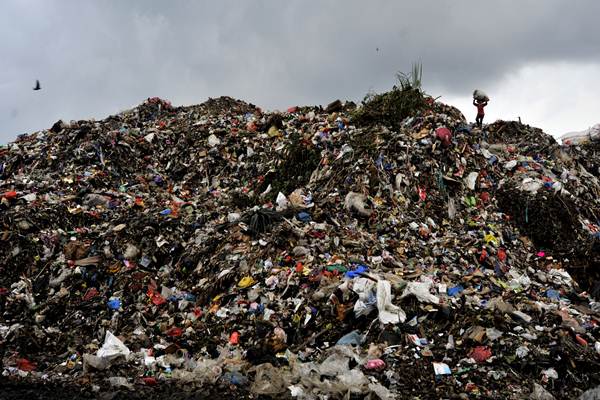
(97, 331), (131, 359)
(84, 331), (131, 371)
(276, 192), (289, 211)
(465, 171), (479, 190)
(401, 281), (440, 304)
(473, 89), (489, 102)
(376, 280), (406, 324)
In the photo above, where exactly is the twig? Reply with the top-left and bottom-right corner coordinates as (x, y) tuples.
(294, 326), (330, 351)
(34, 262), (51, 282)
(280, 270), (295, 298)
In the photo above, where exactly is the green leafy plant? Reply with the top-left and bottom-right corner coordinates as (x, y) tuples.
(396, 62), (423, 90)
(351, 63), (428, 129)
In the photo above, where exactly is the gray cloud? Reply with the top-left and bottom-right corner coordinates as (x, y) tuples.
(1, 0), (600, 142)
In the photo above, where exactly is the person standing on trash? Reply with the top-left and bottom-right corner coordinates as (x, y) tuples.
(472, 89), (489, 128)
(473, 98), (487, 128)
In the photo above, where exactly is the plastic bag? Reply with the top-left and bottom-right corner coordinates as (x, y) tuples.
(344, 192), (373, 217)
(276, 192), (289, 211)
(473, 89), (489, 102)
(448, 197), (456, 220)
(376, 280), (406, 324)
(336, 330), (364, 346)
(251, 363), (288, 395)
(97, 331), (131, 359)
(369, 382), (396, 399)
(401, 281), (440, 304)
(318, 352), (350, 376)
(337, 369), (369, 393)
(108, 376), (132, 389)
(353, 277), (377, 317)
(466, 171), (479, 190)
(171, 359), (223, 384)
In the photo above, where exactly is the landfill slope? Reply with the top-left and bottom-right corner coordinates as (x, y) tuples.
(1, 95), (599, 399)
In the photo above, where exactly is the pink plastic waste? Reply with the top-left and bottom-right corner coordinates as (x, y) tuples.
(365, 359), (386, 370)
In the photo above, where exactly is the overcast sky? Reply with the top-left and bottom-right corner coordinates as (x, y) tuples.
(1, 1), (600, 144)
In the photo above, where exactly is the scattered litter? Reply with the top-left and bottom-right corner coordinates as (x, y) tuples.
(1, 93), (599, 398)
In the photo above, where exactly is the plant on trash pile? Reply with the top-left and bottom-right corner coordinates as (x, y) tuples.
(351, 63), (429, 130)
(401, 62), (423, 90)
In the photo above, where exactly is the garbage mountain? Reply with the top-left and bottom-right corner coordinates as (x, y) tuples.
(1, 93), (599, 399)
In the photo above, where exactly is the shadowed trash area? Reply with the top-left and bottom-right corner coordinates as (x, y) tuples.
(0, 377), (255, 400)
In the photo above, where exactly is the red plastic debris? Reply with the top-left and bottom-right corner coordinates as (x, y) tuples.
(575, 334), (588, 346)
(151, 294), (167, 306)
(465, 382), (479, 393)
(229, 331), (240, 345)
(418, 187), (427, 202)
(246, 121), (257, 132)
(479, 248), (488, 263)
(16, 358), (37, 371)
(435, 127), (452, 147)
(2, 191), (17, 199)
(83, 287), (99, 301)
(498, 248), (507, 262)
(479, 192), (490, 203)
(142, 377), (158, 386)
(309, 230), (326, 239)
(469, 346), (492, 363)
(166, 327), (183, 337)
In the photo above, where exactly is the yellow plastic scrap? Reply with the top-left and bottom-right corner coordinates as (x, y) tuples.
(267, 126), (281, 138)
(373, 197), (385, 207)
(238, 276), (256, 289)
(107, 263), (121, 274)
(484, 233), (499, 247)
(301, 266), (311, 276)
(490, 277), (509, 289)
(412, 128), (430, 139)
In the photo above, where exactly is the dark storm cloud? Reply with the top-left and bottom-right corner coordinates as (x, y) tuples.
(1, 0), (599, 142)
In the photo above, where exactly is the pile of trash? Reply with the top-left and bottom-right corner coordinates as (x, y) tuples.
(561, 123), (600, 146)
(1, 93), (599, 399)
